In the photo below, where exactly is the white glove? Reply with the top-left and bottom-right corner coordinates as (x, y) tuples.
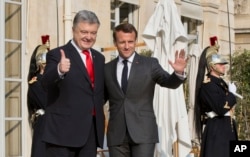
(228, 82), (243, 99)
(228, 82), (237, 94)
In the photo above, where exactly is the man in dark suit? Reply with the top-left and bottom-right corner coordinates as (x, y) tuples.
(41, 10), (105, 157)
(104, 23), (188, 157)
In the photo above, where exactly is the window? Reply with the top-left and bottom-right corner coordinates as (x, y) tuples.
(110, 0), (139, 29)
(0, 0), (27, 156)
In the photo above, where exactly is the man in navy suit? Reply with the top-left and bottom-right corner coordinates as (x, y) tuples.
(104, 23), (188, 157)
(42, 10), (105, 157)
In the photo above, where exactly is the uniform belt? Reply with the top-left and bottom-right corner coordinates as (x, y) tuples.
(206, 111), (230, 118)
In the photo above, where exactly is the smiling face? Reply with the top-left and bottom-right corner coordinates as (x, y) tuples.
(114, 30), (137, 59)
(72, 21), (99, 50)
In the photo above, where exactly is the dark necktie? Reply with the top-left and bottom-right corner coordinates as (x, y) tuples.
(121, 60), (128, 94)
(82, 50), (94, 87)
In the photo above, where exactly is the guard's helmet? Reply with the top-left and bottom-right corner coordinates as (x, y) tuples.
(35, 46), (48, 67)
(35, 35), (50, 68)
(207, 53), (228, 67)
(206, 36), (228, 69)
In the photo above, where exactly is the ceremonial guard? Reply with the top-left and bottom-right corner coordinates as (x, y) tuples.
(27, 35), (50, 157)
(194, 36), (239, 157)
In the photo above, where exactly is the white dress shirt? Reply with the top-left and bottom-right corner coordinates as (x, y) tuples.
(116, 53), (135, 88)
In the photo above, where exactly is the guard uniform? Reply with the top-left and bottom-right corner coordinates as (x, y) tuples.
(199, 75), (238, 157)
(27, 35), (49, 157)
(28, 74), (47, 157)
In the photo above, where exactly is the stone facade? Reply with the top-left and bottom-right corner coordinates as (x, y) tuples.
(26, 0), (250, 63)
(234, 0), (250, 51)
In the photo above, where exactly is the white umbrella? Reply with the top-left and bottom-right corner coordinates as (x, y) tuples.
(142, 0), (192, 157)
(187, 43), (202, 144)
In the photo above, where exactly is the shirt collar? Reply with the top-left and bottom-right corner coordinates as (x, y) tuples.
(118, 52), (135, 64)
(71, 39), (91, 54)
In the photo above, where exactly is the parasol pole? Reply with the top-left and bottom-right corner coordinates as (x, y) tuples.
(56, 0), (59, 47)
(227, 0), (232, 79)
(173, 141), (179, 157)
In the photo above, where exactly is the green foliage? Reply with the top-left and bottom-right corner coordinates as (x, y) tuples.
(139, 49), (152, 57)
(231, 49), (250, 140)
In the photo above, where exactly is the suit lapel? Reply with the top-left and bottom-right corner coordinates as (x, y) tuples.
(127, 53), (141, 93)
(113, 58), (121, 91)
(66, 42), (91, 83)
(90, 48), (98, 82)
(109, 58), (124, 94)
(91, 49), (104, 89)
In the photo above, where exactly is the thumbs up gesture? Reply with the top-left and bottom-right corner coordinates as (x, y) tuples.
(59, 49), (70, 73)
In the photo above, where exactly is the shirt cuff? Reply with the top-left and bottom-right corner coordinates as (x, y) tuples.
(58, 63), (65, 79)
(175, 72), (186, 80)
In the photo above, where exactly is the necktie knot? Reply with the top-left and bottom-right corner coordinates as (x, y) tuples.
(123, 59), (128, 65)
(83, 50), (90, 56)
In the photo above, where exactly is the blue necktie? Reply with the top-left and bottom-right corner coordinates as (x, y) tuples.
(121, 60), (128, 94)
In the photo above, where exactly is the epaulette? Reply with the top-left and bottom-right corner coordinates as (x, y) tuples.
(29, 76), (37, 84)
(203, 78), (211, 83)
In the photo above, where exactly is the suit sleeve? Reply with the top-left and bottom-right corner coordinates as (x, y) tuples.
(151, 57), (184, 89)
(42, 48), (63, 91)
(199, 82), (236, 116)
